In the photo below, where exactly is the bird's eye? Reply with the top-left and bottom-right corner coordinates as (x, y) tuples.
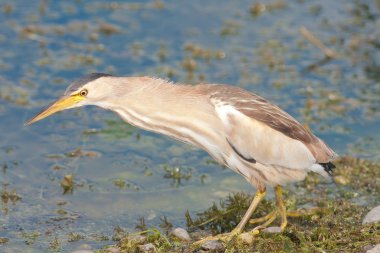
(79, 89), (88, 97)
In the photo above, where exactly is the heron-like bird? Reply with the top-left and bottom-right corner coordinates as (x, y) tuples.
(26, 73), (337, 242)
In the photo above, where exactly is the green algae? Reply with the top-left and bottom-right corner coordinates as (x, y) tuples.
(0, 237), (9, 244)
(1, 185), (21, 214)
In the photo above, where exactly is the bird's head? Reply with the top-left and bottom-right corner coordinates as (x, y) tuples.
(25, 73), (114, 125)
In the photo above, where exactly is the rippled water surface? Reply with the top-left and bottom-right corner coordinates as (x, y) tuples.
(1, 0), (380, 251)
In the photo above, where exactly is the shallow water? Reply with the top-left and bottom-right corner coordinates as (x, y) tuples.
(1, 0), (380, 252)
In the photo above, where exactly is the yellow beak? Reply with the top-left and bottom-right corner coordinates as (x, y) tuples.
(25, 95), (84, 126)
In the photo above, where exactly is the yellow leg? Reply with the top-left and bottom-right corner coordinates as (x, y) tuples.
(275, 185), (287, 231)
(194, 188), (266, 245)
(232, 188), (266, 233)
(248, 185), (287, 232)
(250, 186), (319, 232)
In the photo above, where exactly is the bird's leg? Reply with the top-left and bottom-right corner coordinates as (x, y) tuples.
(250, 186), (322, 233)
(249, 185), (287, 231)
(194, 187), (266, 245)
(232, 187), (266, 234)
(275, 185), (287, 231)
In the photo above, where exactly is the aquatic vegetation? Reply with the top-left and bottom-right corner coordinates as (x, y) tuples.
(1, 185), (21, 214)
(162, 165), (194, 187)
(60, 174), (74, 194)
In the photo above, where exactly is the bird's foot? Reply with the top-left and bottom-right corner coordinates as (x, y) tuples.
(249, 206), (321, 232)
(193, 228), (260, 247)
(193, 230), (238, 246)
(249, 210), (283, 233)
(194, 207), (317, 248)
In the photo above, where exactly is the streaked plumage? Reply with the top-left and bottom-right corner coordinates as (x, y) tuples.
(26, 73), (337, 241)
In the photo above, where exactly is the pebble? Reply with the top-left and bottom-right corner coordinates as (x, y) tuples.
(70, 244), (94, 253)
(126, 234), (147, 244)
(363, 205), (380, 224)
(170, 227), (191, 242)
(367, 244), (380, 253)
(77, 244), (92, 250)
(201, 240), (224, 251)
(137, 243), (157, 253)
(334, 175), (350, 185)
(262, 226), (282, 233)
(106, 247), (120, 253)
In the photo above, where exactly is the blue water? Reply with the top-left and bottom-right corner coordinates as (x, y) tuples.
(1, 0), (379, 251)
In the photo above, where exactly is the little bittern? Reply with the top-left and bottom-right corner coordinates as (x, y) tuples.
(26, 73), (337, 242)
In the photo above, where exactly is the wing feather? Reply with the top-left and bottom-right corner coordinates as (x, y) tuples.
(207, 85), (336, 166)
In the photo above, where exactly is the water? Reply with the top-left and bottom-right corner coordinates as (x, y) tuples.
(1, 0), (379, 251)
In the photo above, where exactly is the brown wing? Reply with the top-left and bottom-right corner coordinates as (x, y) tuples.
(208, 85), (336, 163)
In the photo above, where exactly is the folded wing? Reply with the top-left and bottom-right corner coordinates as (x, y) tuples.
(208, 85), (336, 170)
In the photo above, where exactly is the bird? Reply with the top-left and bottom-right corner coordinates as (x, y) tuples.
(26, 73), (337, 243)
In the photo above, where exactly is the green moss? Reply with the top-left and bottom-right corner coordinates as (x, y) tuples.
(0, 237), (9, 244)
(334, 157), (380, 194)
(104, 228), (172, 253)
(21, 231), (40, 245)
(186, 192), (274, 234)
(49, 236), (61, 252)
(249, 200), (379, 252)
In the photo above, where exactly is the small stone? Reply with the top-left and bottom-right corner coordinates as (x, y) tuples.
(106, 247), (120, 253)
(170, 227), (191, 242)
(262, 226), (282, 233)
(334, 175), (350, 185)
(146, 210), (156, 220)
(363, 205), (380, 224)
(126, 234), (147, 244)
(367, 244), (380, 253)
(137, 243), (157, 253)
(77, 244), (92, 250)
(201, 240), (224, 251)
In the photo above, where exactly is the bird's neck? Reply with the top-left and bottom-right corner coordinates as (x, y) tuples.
(98, 77), (225, 161)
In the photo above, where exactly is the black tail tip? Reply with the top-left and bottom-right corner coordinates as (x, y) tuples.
(319, 162), (336, 176)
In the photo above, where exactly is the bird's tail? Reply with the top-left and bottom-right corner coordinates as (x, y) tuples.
(310, 161), (336, 178)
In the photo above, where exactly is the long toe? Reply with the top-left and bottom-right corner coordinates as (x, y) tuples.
(194, 230), (240, 247)
(194, 229), (261, 250)
(249, 210), (277, 225)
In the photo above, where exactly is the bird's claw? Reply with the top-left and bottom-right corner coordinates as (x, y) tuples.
(193, 232), (236, 246)
(193, 228), (260, 247)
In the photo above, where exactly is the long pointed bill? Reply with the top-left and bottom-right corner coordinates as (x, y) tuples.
(25, 95), (84, 126)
